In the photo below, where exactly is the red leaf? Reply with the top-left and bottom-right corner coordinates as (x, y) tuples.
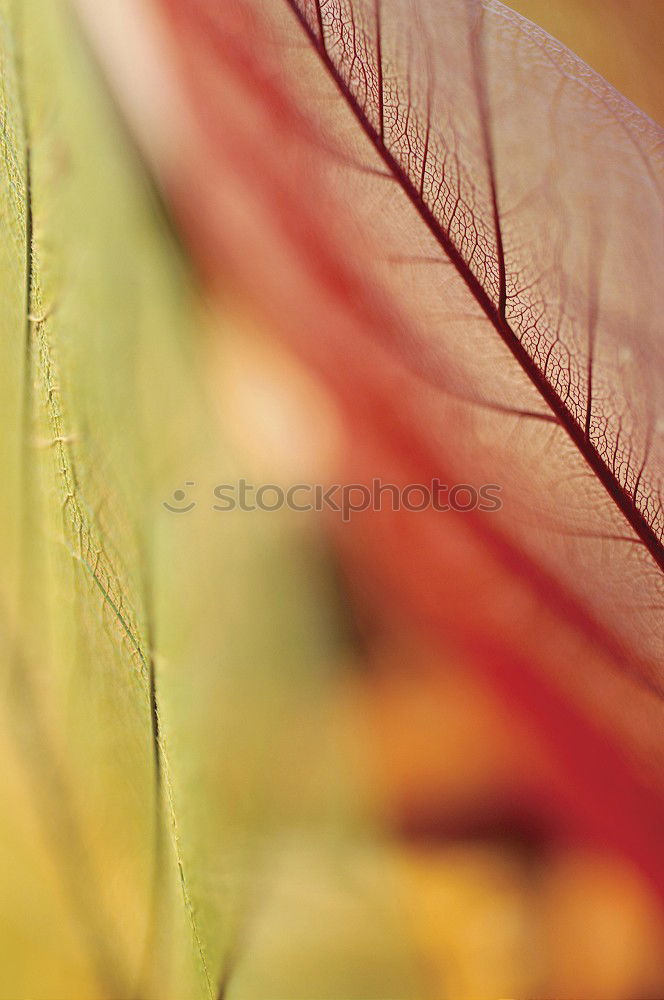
(77, 0), (664, 890)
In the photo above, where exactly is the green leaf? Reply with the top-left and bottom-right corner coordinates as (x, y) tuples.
(0, 2), (387, 997)
(0, 1), (421, 995)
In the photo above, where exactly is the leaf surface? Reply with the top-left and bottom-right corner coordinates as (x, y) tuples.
(75, 0), (664, 892)
(0, 1), (377, 995)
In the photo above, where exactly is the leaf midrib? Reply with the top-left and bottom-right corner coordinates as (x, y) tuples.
(284, 0), (664, 578)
